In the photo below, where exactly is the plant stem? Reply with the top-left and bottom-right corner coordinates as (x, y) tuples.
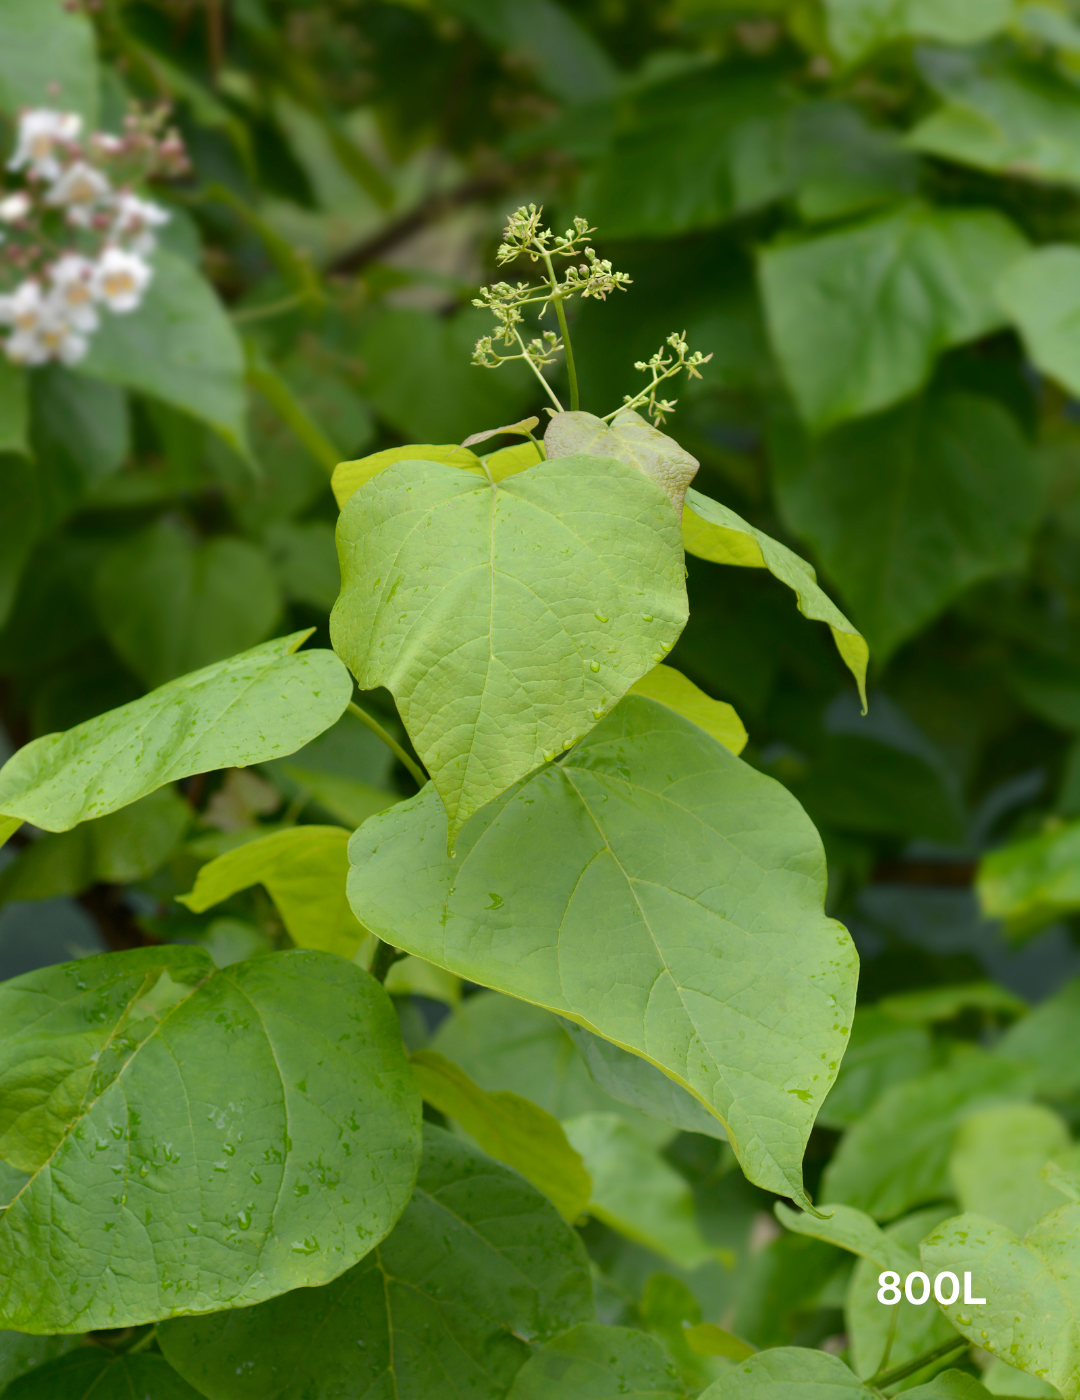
(369, 938), (407, 983)
(541, 251), (579, 411)
(513, 328), (564, 412)
(868, 1337), (967, 1390)
(346, 701), (427, 788)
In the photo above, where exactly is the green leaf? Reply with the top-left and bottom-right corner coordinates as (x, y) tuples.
(0, 1333), (80, 1393)
(771, 391), (1044, 661)
(823, 0), (1011, 64)
(30, 367), (129, 530)
(845, 1206), (958, 1382)
(699, 1346), (872, 1399)
(628, 664), (746, 755)
(684, 1325), (755, 1362)
(561, 1020), (729, 1141)
(178, 825), (368, 958)
(977, 821), (1080, 940)
(822, 1050), (1033, 1220)
(281, 764), (399, 828)
(639, 1274), (724, 1392)
(0, 361), (29, 457)
(0, 0), (99, 124)
(0, 456), (39, 633)
(444, 0), (617, 103)
(410, 1048), (591, 1222)
(818, 1008), (934, 1130)
(505, 1323), (685, 1400)
(0, 787), (190, 906)
(544, 410), (700, 515)
(0, 946), (421, 1331)
(3, 1351), (204, 1400)
(909, 49), (1080, 188)
(563, 1112), (716, 1268)
(997, 247), (1080, 401)
(158, 1124), (594, 1400)
(905, 1373), (998, 1400)
(331, 443), (481, 510)
(758, 202), (1027, 430)
(982, 1359), (1061, 1397)
(878, 981), (1028, 1024)
(949, 1104), (1071, 1237)
(82, 249), (249, 455)
(95, 518), (282, 689)
(682, 486), (868, 706)
(0, 631), (353, 832)
(264, 520), (340, 612)
(331, 456), (687, 847)
(348, 696), (858, 1204)
(775, 1201), (918, 1274)
(998, 977), (1080, 1099)
(0, 818), (19, 852)
(921, 1206), (1080, 1399)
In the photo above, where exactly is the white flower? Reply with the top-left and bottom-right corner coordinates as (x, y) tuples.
(0, 192), (31, 223)
(91, 246), (151, 313)
(48, 254), (99, 333)
(8, 109), (82, 180)
(2, 279), (45, 332)
(45, 160), (112, 224)
(111, 191), (170, 256)
(5, 327), (52, 366)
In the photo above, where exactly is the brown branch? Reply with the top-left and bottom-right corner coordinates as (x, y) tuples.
(78, 885), (160, 952)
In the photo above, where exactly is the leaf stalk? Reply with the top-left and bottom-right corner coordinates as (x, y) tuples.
(347, 701), (427, 788)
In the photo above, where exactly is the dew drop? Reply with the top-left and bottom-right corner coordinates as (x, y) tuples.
(589, 661), (600, 672)
(642, 614), (653, 622)
(562, 738), (574, 750)
(594, 613), (608, 623)
(237, 1209), (252, 1230)
(543, 750), (555, 763)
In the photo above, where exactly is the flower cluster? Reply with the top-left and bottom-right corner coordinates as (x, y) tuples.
(621, 332), (713, 425)
(0, 107), (188, 366)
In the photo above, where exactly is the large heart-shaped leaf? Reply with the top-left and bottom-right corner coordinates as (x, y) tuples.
(544, 410), (699, 514)
(921, 1205), (1080, 1398)
(330, 456), (687, 847)
(347, 696), (858, 1203)
(506, 1324), (684, 1400)
(0, 632), (352, 833)
(998, 247), (1080, 402)
(699, 1347), (872, 1399)
(158, 1125), (594, 1400)
(0, 947), (420, 1332)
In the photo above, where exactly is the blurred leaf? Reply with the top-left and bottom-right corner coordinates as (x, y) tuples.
(758, 203), (1027, 430)
(264, 520), (340, 611)
(822, 1049), (1033, 1220)
(949, 1103), (1071, 1236)
(30, 368), (129, 528)
(733, 1232), (843, 1350)
(911, 48), (1080, 187)
(775, 1201), (918, 1274)
(82, 249), (249, 455)
(282, 763), (399, 828)
(998, 977), (1080, 1099)
(545, 410), (700, 514)
(445, 0), (617, 102)
(1010, 654), (1080, 734)
(698, 1346), (872, 1398)
(505, 1323), (684, 1400)
(628, 664), (747, 754)
(771, 391), (1044, 660)
(998, 246), (1080, 400)
(788, 100), (920, 222)
(684, 1325), (755, 1361)
(879, 981), (1028, 1023)
(0, 458), (38, 633)
(823, 0), (1010, 64)
(0, 947), (420, 1330)
(921, 1205), (1080, 1399)
(331, 456), (687, 846)
(332, 443), (481, 509)
(980, 1361), (1060, 1397)
(818, 1008), (935, 1130)
(0, 631), (352, 831)
(95, 518), (282, 689)
(159, 1125), (594, 1400)
(0, 0), (98, 124)
(349, 697), (858, 1205)
(562, 1019), (729, 1140)
(0, 1333), (80, 1393)
(977, 821), (1080, 939)
(179, 825), (368, 958)
(4, 1351), (204, 1400)
(563, 1112), (715, 1268)
(683, 487), (868, 704)
(410, 1048), (592, 1222)
(0, 787), (190, 905)
(0, 362), (28, 457)
(246, 346), (340, 474)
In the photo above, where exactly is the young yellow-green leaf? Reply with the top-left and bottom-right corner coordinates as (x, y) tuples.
(544, 410), (699, 515)
(879, 981), (1028, 1025)
(700, 1347), (873, 1398)
(775, 1201), (918, 1275)
(4, 1351), (205, 1400)
(331, 457), (687, 848)
(921, 1205), (1080, 1398)
(506, 1324), (685, 1400)
(629, 664), (747, 754)
(823, 0), (1010, 64)
(0, 788), (190, 906)
(410, 1049), (591, 1222)
(462, 417), (540, 449)
(949, 1104), (1072, 1237)
(0, 947), (421, 1332)
(563, 1113), (715, 1268)
(348, 697), (856, 1205)
(0, 0), (99, 125)
(82, 250), (249, 455)
(0, 632), (352, 833)
(998, 248), (1080, 402)
(486, 440), (544, 480)
(331, 444), (481, 509)
(685, 1325), (755, 1362)
(910, 50), (1080, 189)
(178, 825), (368, 958)
(758, 202), (1027, 430)
(0, 818), (19, 851)
(977, 821), (1080, 940)
(158, 1125), (594, 1400)
(822, 1050), (1033, 1219)
(682, 487), (868, 707)
(383, 954), (462, 1005)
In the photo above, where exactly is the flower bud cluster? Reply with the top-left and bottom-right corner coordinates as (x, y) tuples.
(0, 107), (188, 366)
